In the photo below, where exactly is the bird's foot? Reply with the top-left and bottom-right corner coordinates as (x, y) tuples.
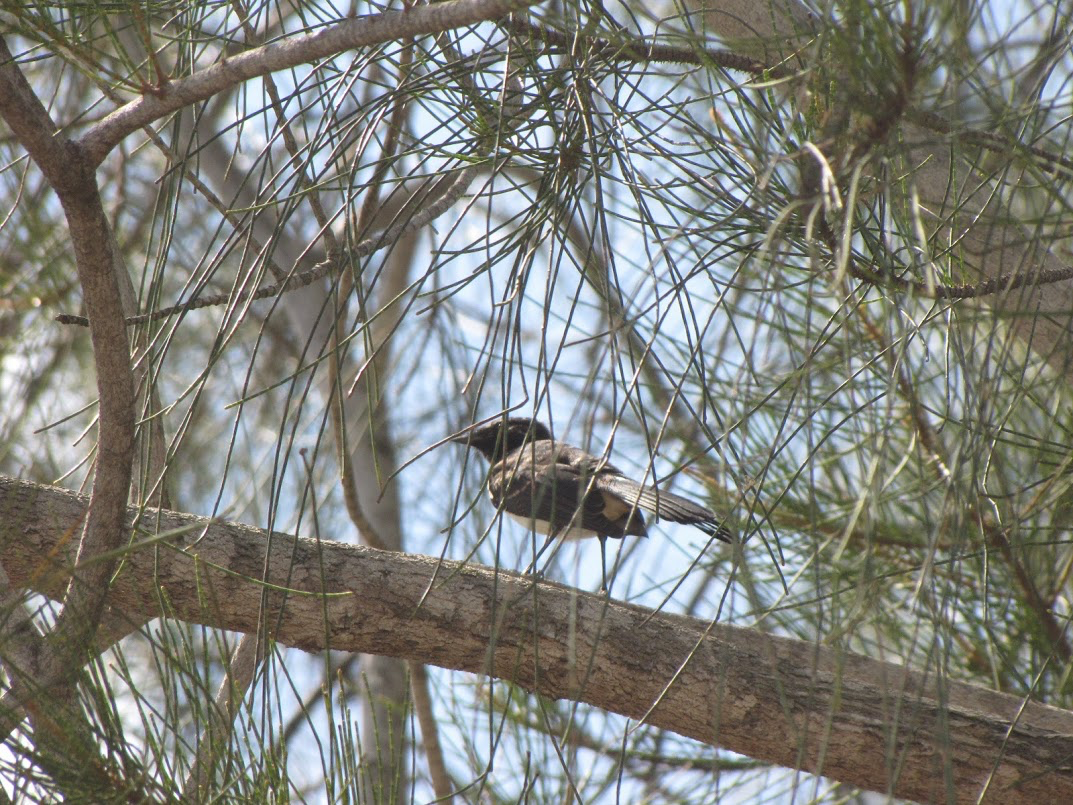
(523, 562), (546, 580)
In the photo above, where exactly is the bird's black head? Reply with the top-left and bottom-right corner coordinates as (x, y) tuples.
(451, 417), (552, 460)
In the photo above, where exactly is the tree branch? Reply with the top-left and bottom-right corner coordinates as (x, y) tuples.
(0, 37), (134, 681)
(1, 474), (1071, 804)
(79, 0), (540, 165)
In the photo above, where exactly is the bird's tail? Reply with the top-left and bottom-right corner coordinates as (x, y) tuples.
(602, 477), (734, 543)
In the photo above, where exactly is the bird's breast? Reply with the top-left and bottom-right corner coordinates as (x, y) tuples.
(504, 511), (598, 540)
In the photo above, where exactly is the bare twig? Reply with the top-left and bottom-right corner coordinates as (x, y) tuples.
(506, 17), (792, 78)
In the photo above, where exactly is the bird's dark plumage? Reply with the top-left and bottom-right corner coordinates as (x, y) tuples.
(451, 417), (733, 590)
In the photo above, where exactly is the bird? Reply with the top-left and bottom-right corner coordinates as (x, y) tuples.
(450, 417), (733, 592)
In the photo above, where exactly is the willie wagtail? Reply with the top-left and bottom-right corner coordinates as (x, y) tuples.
(451, 417), (733, 591)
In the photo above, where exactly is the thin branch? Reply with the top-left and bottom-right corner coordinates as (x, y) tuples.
(851, 257), (1073, 300)
(79, 0), (541, 165)
(909, 109), (1073, 179)
(816, 205), (1073, 665)
(985, 521), (1073, 664)
(505, 17), (792, 78)
(408, 661), (455, 803)
(510, 19), (1073, 188)
(332, 41), (415, 553)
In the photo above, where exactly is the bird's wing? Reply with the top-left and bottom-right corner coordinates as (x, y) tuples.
(490, 448), (646, 537)
(595, 472), (734, 543)
(541, 444), (732, 542)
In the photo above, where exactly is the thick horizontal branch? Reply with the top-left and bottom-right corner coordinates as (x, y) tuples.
(2, 474), (1071, 803)
(80, 0), (537, 165)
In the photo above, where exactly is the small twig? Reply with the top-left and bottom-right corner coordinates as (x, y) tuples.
(505, 17), (794, 79)
(806, 189), (1073, 301)
(985, 522), (1073, 664)
(409, 661), (455, 802)
(909, 109), (1073, 179)
(847, 253), (1073, 300)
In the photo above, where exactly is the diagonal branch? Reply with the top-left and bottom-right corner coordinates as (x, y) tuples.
(79, 0), (540, 165)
